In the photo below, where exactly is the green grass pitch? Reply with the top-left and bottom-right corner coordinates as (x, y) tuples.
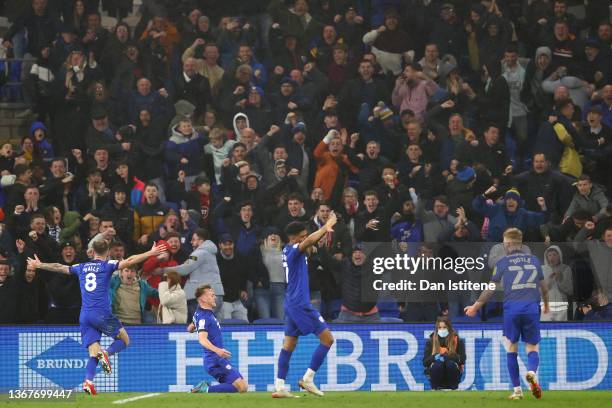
(4, 391), (612, 408)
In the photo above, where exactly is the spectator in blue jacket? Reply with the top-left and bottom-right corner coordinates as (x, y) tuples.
(110, 264), (158, 324)
(29, 121), (54, 163)
(212, 198), (261, 257)
(472, 186), (548, 242)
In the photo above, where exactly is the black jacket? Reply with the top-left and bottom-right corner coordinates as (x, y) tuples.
(0, 275), (17, 323)
(334, 258), (377, 313)
(171, 72), (211, 110)
(216, 253), (249, 303)
(5, 7), (60, 55)
(423, 333), (466, 368)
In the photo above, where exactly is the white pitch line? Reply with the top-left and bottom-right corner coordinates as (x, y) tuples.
(112, 393), (161, 404)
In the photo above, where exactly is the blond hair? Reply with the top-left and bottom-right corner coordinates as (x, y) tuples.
(503, 228), (523, 244)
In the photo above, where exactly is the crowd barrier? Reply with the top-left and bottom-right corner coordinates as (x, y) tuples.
(0, 322), (610, 392)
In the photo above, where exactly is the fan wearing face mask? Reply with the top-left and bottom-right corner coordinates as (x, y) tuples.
(423, 316), (466, 390)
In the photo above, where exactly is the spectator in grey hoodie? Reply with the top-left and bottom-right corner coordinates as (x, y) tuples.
(162, 228), (224, 318)
(541, 245), (573, 321)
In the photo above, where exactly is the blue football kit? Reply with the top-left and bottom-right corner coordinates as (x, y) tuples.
(69, 259), (122, 348)
(193, 307), (243, 384)
(282, 244), (328, 337)
(491, 252), (544, 344)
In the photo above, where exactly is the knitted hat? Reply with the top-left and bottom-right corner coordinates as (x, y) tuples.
(505, 188), (521, 201)
(250, 86), (264, 97)
(535, 46), (552, 60)
(292, 122), (306, 134)
(379, 105), (394, 121)
(456, 166), (475, 182)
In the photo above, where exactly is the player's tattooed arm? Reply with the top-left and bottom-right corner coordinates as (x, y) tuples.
(27, 255), (70, 274)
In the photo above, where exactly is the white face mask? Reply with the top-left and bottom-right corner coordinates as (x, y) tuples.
(437, 328), (449, 338)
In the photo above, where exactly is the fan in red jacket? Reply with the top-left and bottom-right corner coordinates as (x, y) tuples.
(141, 238), (179, 309)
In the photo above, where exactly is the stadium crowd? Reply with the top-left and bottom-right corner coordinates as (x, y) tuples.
(0, 0), (611, 325)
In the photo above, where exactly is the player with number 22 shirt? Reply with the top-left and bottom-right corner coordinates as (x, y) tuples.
(465, 228), (549, 400)
(27, 240), (167, 395)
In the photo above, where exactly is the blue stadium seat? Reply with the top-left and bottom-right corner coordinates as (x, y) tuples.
(253, 318), (284, 325)
(377, 299), (400, 318)
(379, 317), (403, 323)
(221, 318), (249, 325)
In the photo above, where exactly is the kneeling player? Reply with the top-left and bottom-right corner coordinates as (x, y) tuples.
(465, 228), (549, 400)
(190, 284), (248, 393)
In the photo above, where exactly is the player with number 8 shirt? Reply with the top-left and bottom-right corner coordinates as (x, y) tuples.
(27, 240), (167, 395)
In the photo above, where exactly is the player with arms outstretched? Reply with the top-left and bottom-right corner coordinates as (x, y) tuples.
(189, 284), (248, 393)
(272, 213), (337, 398)
(465, 228), (549, 400)
(27, 240), (167, 395)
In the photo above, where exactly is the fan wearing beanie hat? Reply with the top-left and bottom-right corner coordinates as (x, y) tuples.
(473, 185), (547, 242)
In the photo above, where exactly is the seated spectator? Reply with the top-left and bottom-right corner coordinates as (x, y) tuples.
(541, 246), (573, 322)
(110, 264), (159, 324)
(423, 317), (465, 390)
(157, 271), (188, 324)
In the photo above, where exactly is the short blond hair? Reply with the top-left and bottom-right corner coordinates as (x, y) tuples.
(503, 228), (523, 244)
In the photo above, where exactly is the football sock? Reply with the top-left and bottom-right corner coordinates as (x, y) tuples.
(308, 344), (331, 373)
(507, 352), (520, 387)
(208, 383), (237, 393)
(277, 349), (292, 380)
(107, 340), (127, 356)
(85, 357), (98, 381)
(527, 351), (539, 373)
